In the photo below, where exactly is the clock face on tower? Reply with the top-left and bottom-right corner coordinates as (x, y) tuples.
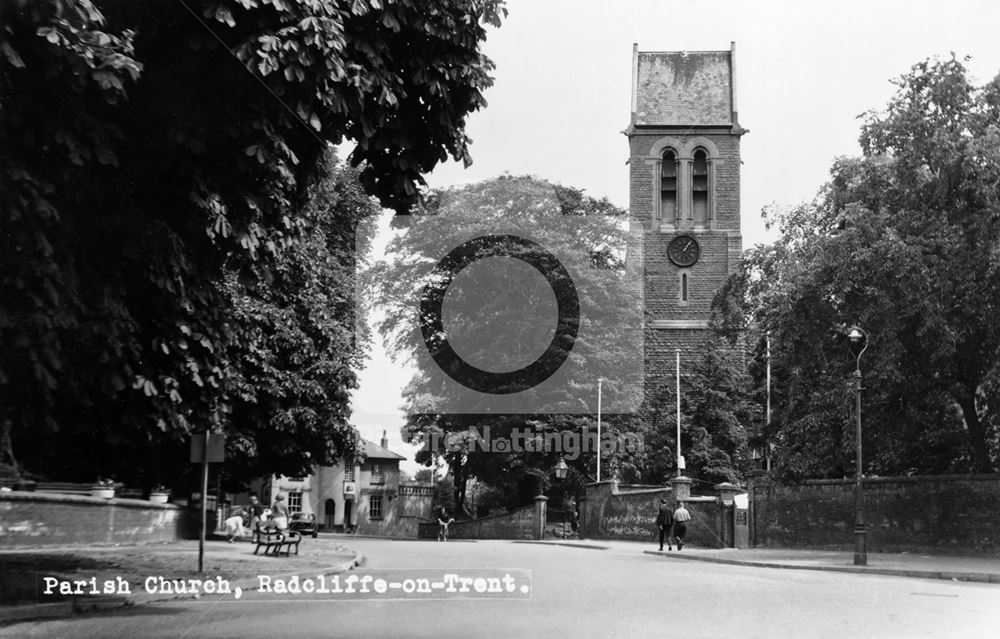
(667, 234), (700, 267)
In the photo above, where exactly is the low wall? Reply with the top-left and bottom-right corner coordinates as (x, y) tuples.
(581, 481), (671, 541)
(356, 514), (431, 539)
(448, 504), (537, 540)
(581, 480), (726, 547)
(0, 491), (197, 547)
(751, 474), (1000, 556)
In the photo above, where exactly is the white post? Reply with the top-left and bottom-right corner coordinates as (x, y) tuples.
(596, 378), (603, 482)
(766, 331), (772, 472)
(676, 349), (681, 477)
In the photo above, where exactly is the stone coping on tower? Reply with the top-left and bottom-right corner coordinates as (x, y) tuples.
(648, 320), (710, 329)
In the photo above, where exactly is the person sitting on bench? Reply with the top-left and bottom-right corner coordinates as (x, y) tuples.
(271, 493), (290, 530)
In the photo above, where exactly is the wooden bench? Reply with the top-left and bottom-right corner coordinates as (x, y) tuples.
(252, 524), (301, 557)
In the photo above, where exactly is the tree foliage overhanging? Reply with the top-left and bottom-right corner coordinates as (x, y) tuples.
(0, 0), (504, 486)
(715, 56), (1000, 478)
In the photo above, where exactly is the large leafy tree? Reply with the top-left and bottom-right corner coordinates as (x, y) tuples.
(371, 176), (639, 510)
(221, 152), (379, 487)
(716, 56), (1000, 478)
(641, 337), (756, 485)
(0, 0), (504, 483)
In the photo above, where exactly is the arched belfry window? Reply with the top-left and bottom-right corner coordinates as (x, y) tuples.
(660, 149), (678, 221)
(692, 148), (709, 226)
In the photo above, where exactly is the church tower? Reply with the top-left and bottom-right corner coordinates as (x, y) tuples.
(627, 43), (746, 394)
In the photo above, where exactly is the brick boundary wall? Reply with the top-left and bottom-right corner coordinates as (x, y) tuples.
(750, 474), (1000, 557)
(580, 479), (734, 548)
(446, 503), (538, 541)
(581, 481), (671, 542)
(0, 491), (197, 547)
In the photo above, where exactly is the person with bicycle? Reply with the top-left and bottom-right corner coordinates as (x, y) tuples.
(437, 506), (454, 541)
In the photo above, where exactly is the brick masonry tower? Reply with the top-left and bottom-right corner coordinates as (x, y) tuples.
(626, 43), (746, 396)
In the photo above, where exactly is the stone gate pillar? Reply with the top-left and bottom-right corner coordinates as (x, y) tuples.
(715, 482), (739, 504)
(715, 482), (739, 548)
(671, 476), (692, 502)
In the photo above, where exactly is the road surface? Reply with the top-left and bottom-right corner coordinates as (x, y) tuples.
(5, 537), (998, 638)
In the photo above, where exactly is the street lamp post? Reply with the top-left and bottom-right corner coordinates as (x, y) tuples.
(552, 456), (569, 537)
(530, 457), (571, 539)
(840, 325), (869, 566)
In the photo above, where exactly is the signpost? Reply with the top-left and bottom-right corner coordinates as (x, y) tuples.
(190, 432), (226, 573)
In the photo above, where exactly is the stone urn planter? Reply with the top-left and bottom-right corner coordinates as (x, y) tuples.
(148, 492), (169, 504)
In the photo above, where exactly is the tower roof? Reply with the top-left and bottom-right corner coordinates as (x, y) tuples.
(631, 43), (738, 128)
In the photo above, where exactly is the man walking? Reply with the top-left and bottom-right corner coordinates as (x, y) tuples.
(656, 498), (674, 551)
(673, 501), (691, 550)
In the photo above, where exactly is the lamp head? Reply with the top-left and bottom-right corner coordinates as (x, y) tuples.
(554, 456), (569, 479)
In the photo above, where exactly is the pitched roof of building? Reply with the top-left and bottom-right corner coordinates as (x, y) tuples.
(631, 43), (738, 127)
(361, 438), (406, 461)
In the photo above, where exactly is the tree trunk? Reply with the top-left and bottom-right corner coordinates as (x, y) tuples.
(955, 391), (994, 473)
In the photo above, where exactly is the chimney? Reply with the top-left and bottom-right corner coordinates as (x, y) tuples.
(381, 430), (388, 450)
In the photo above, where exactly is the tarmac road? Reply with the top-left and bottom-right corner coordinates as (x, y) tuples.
(4, 537), (998, 638)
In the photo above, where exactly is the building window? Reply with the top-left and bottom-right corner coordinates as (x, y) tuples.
(692, 148), (709, 225)
(287, 491), (302, 513)
(680, 272), (689, 303)
(660, 149), (678, 221)
(369, 495), (383, 520)
(344, 465), (355, 482)
(371, 463), (384, 485)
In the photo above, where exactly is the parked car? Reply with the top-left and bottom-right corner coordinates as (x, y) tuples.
(289, 512), (318, 538)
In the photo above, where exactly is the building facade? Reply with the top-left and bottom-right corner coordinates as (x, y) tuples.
(256, 432), (434, 538)
(626, 43), (746, 394)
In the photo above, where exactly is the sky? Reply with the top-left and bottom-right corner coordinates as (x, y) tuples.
(350, 0), (1000, 476)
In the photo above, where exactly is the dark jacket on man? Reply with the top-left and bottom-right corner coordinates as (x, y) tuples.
(656, 501), (674, 550)
(656, 503), (674, 528)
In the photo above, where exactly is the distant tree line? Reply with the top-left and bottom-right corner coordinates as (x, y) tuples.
(716, 56), (1000, 479)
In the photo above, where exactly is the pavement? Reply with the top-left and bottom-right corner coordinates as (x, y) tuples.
(524, 538), (1000, 583)
(324, 531), (1000, 583)
(1, 536), (362, 624)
